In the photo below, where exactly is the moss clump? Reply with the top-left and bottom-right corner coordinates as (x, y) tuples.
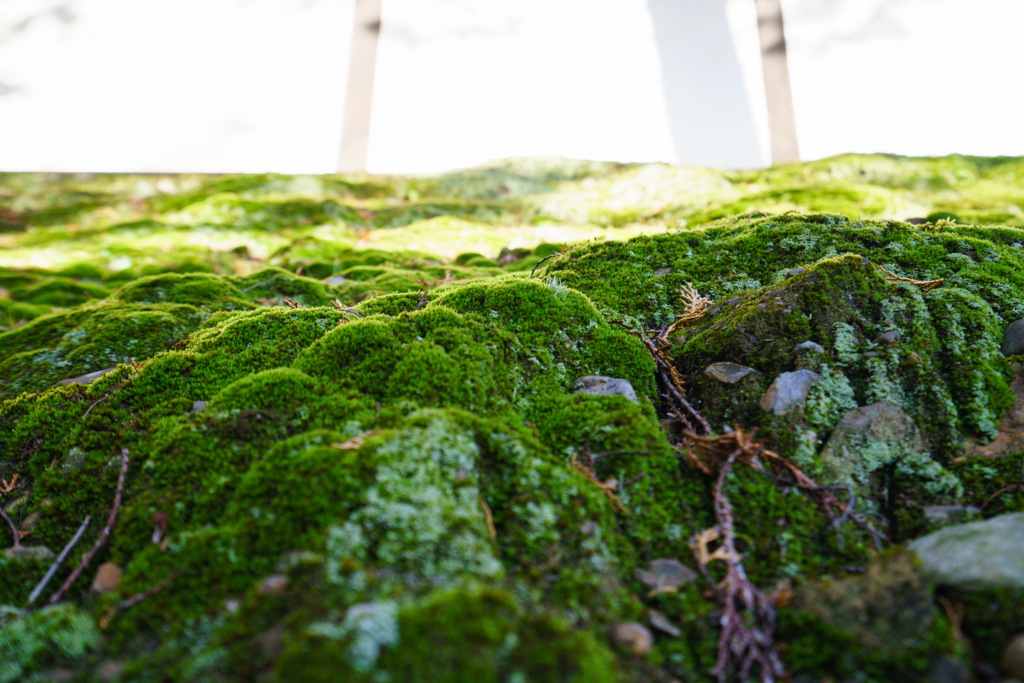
(0, 604), (99, 683)
(3, 157), (1024, 682)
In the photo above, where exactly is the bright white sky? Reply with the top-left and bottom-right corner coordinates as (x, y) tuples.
(0, 0), (1021, 173)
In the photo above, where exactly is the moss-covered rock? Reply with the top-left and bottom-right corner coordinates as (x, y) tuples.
(3, 159), (1024, 681)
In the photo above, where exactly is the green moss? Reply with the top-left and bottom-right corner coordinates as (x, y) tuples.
(3, 158), (1024, 682)
(0, 604), (99, 683)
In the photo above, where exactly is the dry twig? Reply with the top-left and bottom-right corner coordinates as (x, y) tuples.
(682, 428), (886, 546)
(0, 473), (18, 494)
(876, 264), (943, 294)
(27, 516), (91, 605)
(99, 572), (181, 630)
(701, 450), (785, 682)
(478, 497), (497, 540)
(570, 452), (628, 513)
(283, 297), (303, 309)
(330, 299), (364, 318)
(50, 449), (130, 604)
(632, 330), (710, 435)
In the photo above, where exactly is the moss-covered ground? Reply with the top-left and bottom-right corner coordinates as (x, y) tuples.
(2, 155), (1023, 682)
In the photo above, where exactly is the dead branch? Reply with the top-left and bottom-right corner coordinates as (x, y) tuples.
(330, 299), (364, 318)
(478, 497), (497, 540)
(530, 253), (559, 278)
(682, 428), (888, 546)
(415, 291), (428, 310)
(50, 449), (129, 604)
(99, 571), (181, 630)
(0, 507), (20, 549)
(0, 473), (18, 494)
(283, 297), (303, 309)
(570, 452), (628, 513)
(876, 264), (943, 294)
(634, 331), (711, 434)
(705, 450), (785, 682)
(26, 516), (91, 605)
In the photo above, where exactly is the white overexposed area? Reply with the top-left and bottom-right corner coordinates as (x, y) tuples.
(367, 0), (768, 173)
(0, 0), (1022, 173)
(0, 0), (356, 173)
(781, 0), (1024, 159)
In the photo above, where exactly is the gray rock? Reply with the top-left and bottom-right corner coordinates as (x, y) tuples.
(794, 340), (825, 354)
(653, 267), (673, 277)
(922, 505), (981, 531)
(325, 275), (348, 286)
(634, 559), (697, 595)
(875, 329), (902, 344)
(923, 656), (969, 683)
(1004, 633), (1024, 679)
(1004, 319), (1024, 356)
(573, 376), (637, 403)
(191, 400), (208, 413)
(648, 609), (681, 637)
(909, 513), (1024, 590)
(704, 362), (760, 384)
(758, 369), (820, 415)
(819, 402), (924, 492)
(787, 267), (805, 277)
(4, 545), (55, 562)
(56, 367), (117, 386)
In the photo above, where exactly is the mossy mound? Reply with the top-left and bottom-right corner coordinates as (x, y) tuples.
(2, 160), (1024, 681)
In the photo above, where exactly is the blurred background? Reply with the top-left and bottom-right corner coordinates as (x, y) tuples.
(2, 0), (1022, 174)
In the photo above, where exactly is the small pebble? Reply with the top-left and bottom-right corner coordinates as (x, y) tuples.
(92, 562), (122, 594)
(611, 623), (653, 655)
(1003, 633), (1024, 679)
(257, 574), (289, 596)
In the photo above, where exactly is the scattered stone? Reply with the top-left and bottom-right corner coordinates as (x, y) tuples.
(61, 447), (89, 472)
(634, 559), (697, 596)
(224, 600), (240, 613)
(4, 545), (55, 562)
(923, 656), (969, 683)
(787, 267), (805, 277)
(922, 505), (981, 531)
(648, 609), (681, 637)
(874, 329), (902, 344)
(794, 340), (825, 354)
(653, 267), (673, 277)
(1003, 633), (1024, 679)
(257, 574), (289, 596)
(96, 660), (125, 681)
(703, 362), (760, 384)
(964, 362), (1024, 458)
(56, 367), (118, 386)
(324, 275), (347, 286)
(91, 562), (122, 594)
(818, 402), (924, 491)
(758, 369), (820, 416)
(1003, 319), (1024, 356)
(909, 513), (1024, 591)
(610, 623), (653, 655)
(191, 400), (208, 413)
(573, 376), (637, 403)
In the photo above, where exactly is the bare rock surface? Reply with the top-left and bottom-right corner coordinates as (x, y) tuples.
(909, 513), (1024, 591)
(573, 376), (637, 403)
(759, 369), (820, 415)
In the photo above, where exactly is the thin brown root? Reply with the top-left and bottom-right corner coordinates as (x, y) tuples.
(478, 497), (497, 540)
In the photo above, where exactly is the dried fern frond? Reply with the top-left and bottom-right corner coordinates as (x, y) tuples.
(876, 265), (943, 293)
(663, 282), (710, 337)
